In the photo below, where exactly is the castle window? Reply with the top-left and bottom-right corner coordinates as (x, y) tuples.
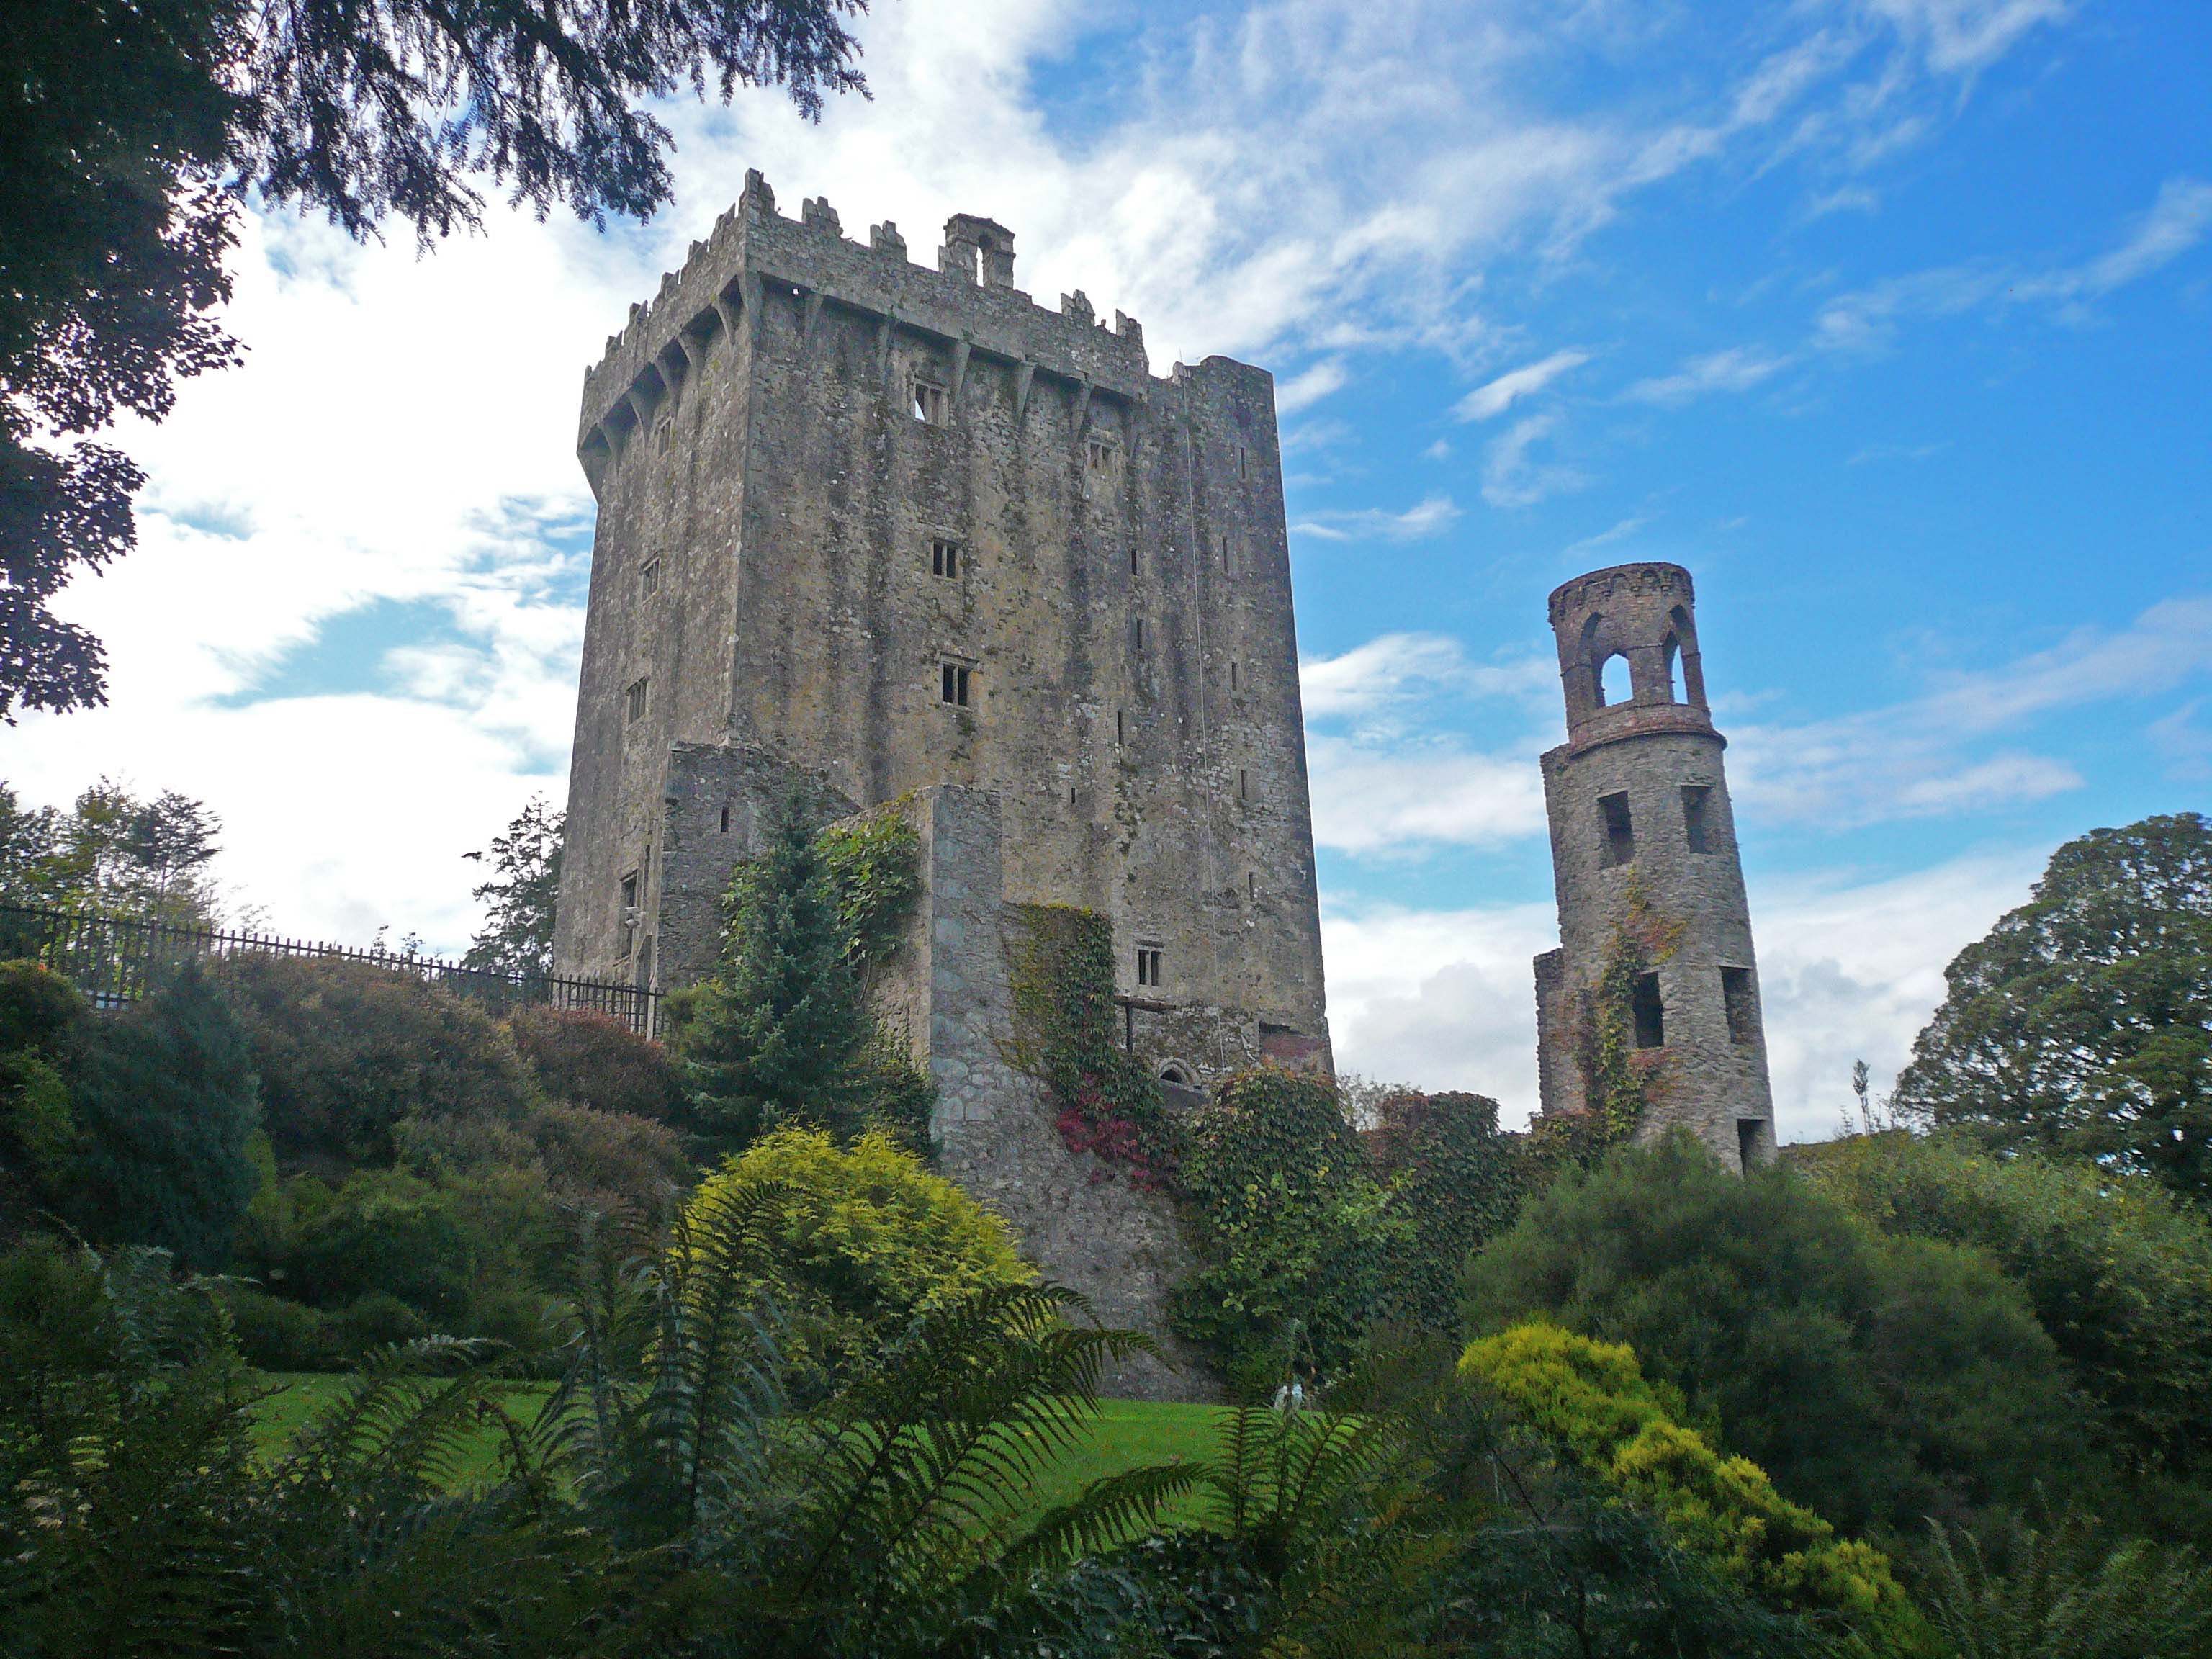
(1599, 791), (1635, 867)
(1116, 709), (1125, 745)
(1221, 534), (1234, 575)
(1086, 436), (1120, 477)
(912, 379), (948, 426)
(640, 558), (661, 598)
(1130, 545), (1139, 575)
(1136, 947), (1164, 987)
(719, 806), (731, 834)
(1681, 786), (1712, 853)
(1597, 651), (1630, 707)
(1238, 768), (1248, 802)
(1737, 1118), (1766, 1173)
(1133, 617), (1146, 650)
(1631, 972), (1665, 1049)
(1722, 967), (1758, 1045)
(655, 422), (673, 455)
(1230, 661), (1239, 692)
(625, 677), (649, 723)
(1237, 444), (1249, 480)
(619, 871), (639, 957)
(940, 662), (971, 707)
(1663, 634), (1683, 702)
(930, 538), (961, 578)
(1248, 871), (1256, 899)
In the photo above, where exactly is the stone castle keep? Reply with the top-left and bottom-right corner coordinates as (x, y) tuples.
(1532, 562), (1777, 1168)
(552, 173), (1331, 1393)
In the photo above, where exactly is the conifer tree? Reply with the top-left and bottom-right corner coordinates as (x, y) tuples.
(678, 795), (865, 1150)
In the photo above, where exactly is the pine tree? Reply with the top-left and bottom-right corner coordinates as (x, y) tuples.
(462, 795), (564, 976)
(678, 795), (866, 1151)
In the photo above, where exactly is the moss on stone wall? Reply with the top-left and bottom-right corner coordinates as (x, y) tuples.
(1535, 875), (1685, 1166)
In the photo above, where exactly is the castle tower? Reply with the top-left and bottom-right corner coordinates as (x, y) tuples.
(553, 171), (1331, 1085)
(1532, 562), (1776, 1168)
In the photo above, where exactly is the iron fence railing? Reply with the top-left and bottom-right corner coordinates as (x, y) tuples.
(0, 904), (658, 1037)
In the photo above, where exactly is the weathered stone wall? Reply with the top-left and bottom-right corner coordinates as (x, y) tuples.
(554, 170), (1331, 1084)
(874, 786), (1213, 1401)
(1532, 563), (1777, 1167)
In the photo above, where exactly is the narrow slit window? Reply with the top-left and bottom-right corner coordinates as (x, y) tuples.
(1129, 546), (1139, 575)
(1737, 1118), (1764, 1173)
(1236, 444), (1249, 480)
(640, 558), (661, 598)
(1136, 948), (1163, 987)
(1599, 791), (1635, 867)
(1086, 437), (1120, 479)
(1631, 972), (1665, 1049)
(912, 380), (948, 425)
(1116, 709), (1125, 745)
(1247, 871), (1256, 899)
(625, 677), (649, 724)
(1722, 967), (1758, 1046)
(1230, 661), (1239, 692)
(618, 871), (639, 956)
(719, 806), (731, 834)
(1133, 617), (1146, 650)
(930, 538), (961, 578)
(1681, 786), (1712, 853)
(940, 662), (971, 707)
(1220, 534), (1233, 575)
(1238, 768), (1248, 802)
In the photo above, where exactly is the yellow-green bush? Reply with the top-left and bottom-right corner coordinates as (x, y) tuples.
(687, 1127), (1029, 1375)
(1462, 1321), (1934, 1655)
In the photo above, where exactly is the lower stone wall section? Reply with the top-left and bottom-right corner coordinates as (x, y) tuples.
(884, 785), (1216, 1402)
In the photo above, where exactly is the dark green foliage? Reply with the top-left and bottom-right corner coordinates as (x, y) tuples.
(0, 958), (86, 1053)
(1366, 1089), (1527, 1327)
(1894, 812), (2212, 1205)
(1004, 902), (1178, 1187)
(1, 0), (868, 718)
(1465, 1134), (2092, 1539)
(63, 961), (258, 1269)
(216, 952), (536, 1172)
(678, 797), (930, 1153)
(461, 794), (563, 976)
(1172, 1068), (1401, 1379)
(0, 961), (86, 1204)
(1800, 1132), (2212, 1479)
(508, 1003), (688, 1123)
(1920, 1506), (2212, 1659)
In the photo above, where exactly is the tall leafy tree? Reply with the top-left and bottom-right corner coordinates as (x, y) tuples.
(462, 794), (565, 976)
(62, 959), (261, 1269)
(1, 0), (870, 720)
(1893, 812), (2212, 1205)
(0, 776), (225, 926)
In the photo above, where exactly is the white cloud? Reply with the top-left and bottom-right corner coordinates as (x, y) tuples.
(1292, 494), (1462, 542)
(1276, 357), (1351, 413)
(1300, 632), (1552, 721)
(1863, 0), (2073, 76)
(1563, 516), (1650, 559)
(1321, 848), (2044, 1141)
(1624, 346), (1789, 405)
(1308, 736), (1548, 856)
(1454, 348), (1590, 421)
(1731, 595), (2212, 827)
(1817, 175), (2212, 351)
(1481, 413), (1586, 508)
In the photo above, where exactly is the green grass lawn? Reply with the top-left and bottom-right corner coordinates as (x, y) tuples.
(248, 1375), (1224, 1527)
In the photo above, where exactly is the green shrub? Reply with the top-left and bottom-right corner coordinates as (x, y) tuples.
(527, 1100), (696, 1218)
(1366, 1089), (1527, 1328)
(1798, 1131), (2212, 1476)
(328, 1290), (430, 1355)
(507, 1005), (688, 1123)
(1171, 1066), (1401, 1380)
(1465, 1133), (2093, 1537)
(1462, 1321), (1934, 1655)
(63, 960), (260, 1270)
(215, 953), (535, 1172)
(224, 1283), (334, 1370)
(0, 963), (88, 1208)
(685, 1126), (1029, 1378)
(0, 958), (86, 1052)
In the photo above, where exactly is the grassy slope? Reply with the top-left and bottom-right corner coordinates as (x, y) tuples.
(249, 1375), (1223, 1524)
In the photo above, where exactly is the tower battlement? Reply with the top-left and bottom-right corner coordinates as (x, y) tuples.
(577, 169), (1167, 484)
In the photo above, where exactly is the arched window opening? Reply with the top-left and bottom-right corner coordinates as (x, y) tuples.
(1158, 1064), (1192, 1087)
(1598, 651), (1630, 708)
(1662, 634), (1683, 703)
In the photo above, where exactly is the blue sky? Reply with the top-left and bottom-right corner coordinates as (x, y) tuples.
(9, 0), (2207, 1138)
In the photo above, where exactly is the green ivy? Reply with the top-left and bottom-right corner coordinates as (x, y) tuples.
(816, 802), (922, 973)
(1169, 1066), (1402, 1383)
(1534, 875), (1684, 1169)
(1002, 904), (1177, 1189)
(1366, 1089), (1529, 1328)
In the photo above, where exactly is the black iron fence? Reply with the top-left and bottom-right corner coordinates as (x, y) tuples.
(0, 904), (660, 1037)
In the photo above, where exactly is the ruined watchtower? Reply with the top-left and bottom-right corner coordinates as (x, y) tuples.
(1532, 562), (1776, 1168)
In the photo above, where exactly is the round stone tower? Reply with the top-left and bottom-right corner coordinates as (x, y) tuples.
(1532, 562), (1776, 1168)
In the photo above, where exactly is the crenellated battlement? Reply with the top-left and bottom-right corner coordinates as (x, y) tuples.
(577, 168), (1157, 462)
